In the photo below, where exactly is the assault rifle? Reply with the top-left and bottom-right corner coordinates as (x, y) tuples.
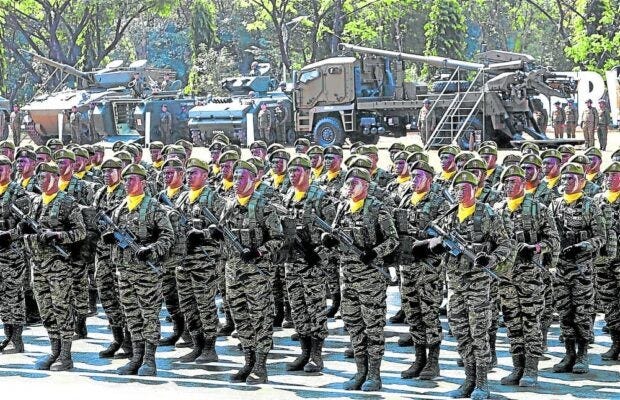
(11, 204), (70, 258)
(96, 211), (160, 274)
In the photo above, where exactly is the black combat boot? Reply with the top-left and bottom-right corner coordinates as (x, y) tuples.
(448, 359), (476, 398)
(177, 327), (192, 348)
(286, 335), (311, 371)
(195, 337), (218, 363)
(99, 326), (124, 358)
(303, 337), (324, 373)
(3, 324), (24, 354)
(282, 302), (294, 329)
(88, 288), (99, 317)
(230, 349), (255, 383)
(115, 327), (133, 359)
(470, 364), (490, 400)
(137, 342), (157, 376)
(500, 353), (524, 385)
(344, 346), (354, 358)
(361, 357), (382, 391)
(419, 343), (440, 380)
(553, 337), (576, 372)
(401, 344), (426, 379)
(326, 292), (341, 318)
(246, 351), (268, 384)
(217, 310), (235, 337)
(273, 301), (284, 328)
(117, 341), (145, 375)
(50, 340), (73, 371)
(25, 290), (41, 325)
(388, 309), (405, 324)
(0, 324), (13, 351)
(601, 329), (620, 361)
(398, 334), (414, 347)
(572, 338), (589, 374)
(344, 355), (367, 390)
(541, 324), (549, 353)
(159, 313), (185, 346)
(519, 356), (539, 387)
(489, 332), (497, 369)
(178, 331), (205, 362)
(73, 315), (88, 339)
(35, 338), (62, 370)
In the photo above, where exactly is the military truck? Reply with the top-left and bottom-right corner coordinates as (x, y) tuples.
(294, 43), (580, 149)
(187, 73), (293, 146)
(20, 51), (193, 145)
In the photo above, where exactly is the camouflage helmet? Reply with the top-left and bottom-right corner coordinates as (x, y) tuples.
(186, 157), (210, 171)
(519, 154), (542, 168)
(219, 150), (240, 164)
(100, 157), (123, 170)
(540, 149), (562, 161)
(121, 163), (147, 178)
(584, 147), (602, 159)
(121, 144), (140, 158)
(603, 162), (620, 174)
(452, 170), (479, 186)
(463, 157), (488, 171)
(501, 165), (526, 181)
(233, 159), (258, 176)
(406, 152), (429, 164)
(438, 145), (460, 157)
(558, 144), (575, 156)
(288, 155), (312, 169)
(36, 162), (59, 175)
(560, 162), (585, 176)
(410, 160), (435, 176)
(568, 154), (589, 166)
(345, 167), (371, 183)
(268, 149), (290, 162)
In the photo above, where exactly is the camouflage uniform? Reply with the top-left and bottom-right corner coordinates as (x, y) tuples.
(564, 103), (577, 139)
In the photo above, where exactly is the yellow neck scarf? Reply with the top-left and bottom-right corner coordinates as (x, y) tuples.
(486, 168), (495, 178)
(605, 190), (620, 204)
(189, 186), (205, 204)
(440, 170), (456, 180)
(312, 166), (324, 180)
(271, 171), (285, 188)
(237, 195), (250, 206)
(153, 160), (164, 169)
(294, 189), (306, 202)
(107, 183), (119, 194)
(127, 194), (145, 211)
(327, 170), (340, 182)
(0, 182), (8, 196)
(586, 172), (597, 182)
(21, 177), (31, 188)
(563, 192), (583, 205)
(212, 164), (221, 175)
(507, 195), (524, 212)
(85, 165), (92, 172)
(349, 198), (365, 213)
(525, 187), (536, 194)
(475, 187), (483, 198)
(58, 178), (70, 191)
(457, 204), (476, 222)
(396, 175), (410, 184)
(74, 171), (86, 180)
(254, 180), (261, 189)
(411, 191), (428, 205)
(545, 175), (560, 189)
(222, 179), (233, 191)
(166, 186), (181, 199)
(42, 192), (58, 205)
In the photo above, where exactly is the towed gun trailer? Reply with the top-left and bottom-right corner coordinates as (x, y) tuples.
(294, 43), (582, 149)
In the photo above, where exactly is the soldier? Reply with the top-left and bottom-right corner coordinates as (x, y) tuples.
(249, 140), (268, 163)
(264, 149), (292, 196)
(503, 154), (522, 167)
(208, 140), (225, 178)
(9, 105), (21, 147)
(294, 138), (310, 154)
(397, 160), (448, 380)
(160, 73), (173, 92)
(0, 156), (31, 354)
(594, 162), (620, 361)
(159, 104), (173, 144)
(274, 100), (289, 144)
(455, 152), (475, 171)
(16, 148), (40, 194)
(558, 144), (575, 166)
(436, 145), (460, 191)
(478, 143), (503, 189)
(549, 162), (605, 374)
(388, 142), (406, 163)
(564, 99), (577, 139)
(437, 170), (512, 400)
(146, 141), (165, 195)
(320, 167), (399, 391)
(281, 155), (336, 373)
(520, 142), (540, 156)
(213, 160), (283, 384)
(584, 147), (605, 188)
(568, 154), (601, 197)
(464, 158), (501, 206)
(552, 101), (566, 139)
(129, 72), (144, 98)
(0, 141), (14, 164)
(175, 139), (193, 160)
(35, 146), (52, 168)
(307, 145), (325, 182)
(249, 61), (262, 77)
(173, 157), (223, 364)
(386, 151), (412, 204)
(257, 103), (272, 143)
(580, 99), (598, 148)
(597, 99), (611, 151)
(494, 165), (559, 387)
(21, 162), (86, 370)
(101, 164), (173, 376)
(69, 106), (84, 144)
(355, 145), (393, 188)
(46, 138), (64, 154)
(418, 98), (436, 144)
(93, 157), (131, 358)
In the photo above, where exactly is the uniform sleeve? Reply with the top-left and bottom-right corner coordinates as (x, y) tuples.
(373, 205), (399, 257)
(59, 201), (86, 244)
(587, 200), (606, 251)
(537, 203), (560, 257)
(8, 187), (31, 240)
(149, 203), (174, 258)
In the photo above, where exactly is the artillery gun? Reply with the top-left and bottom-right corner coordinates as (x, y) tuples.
(293, 43), (579, 149)
(20, 50), (193, 145)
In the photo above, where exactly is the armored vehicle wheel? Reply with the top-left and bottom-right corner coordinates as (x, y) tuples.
(313, 116), (344, 147)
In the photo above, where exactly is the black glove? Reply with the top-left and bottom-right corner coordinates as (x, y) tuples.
(186, 229), (205, 248)
(101, 231), (116, 245)
(320, 232), (339, 249)
(561, 245), (579, 259)
(207, 224), (224, 241)
(39, 230), (59, 244)
(241, 247), (260, 263)
(474, 252), (491, 268)
(360, 249), (378, 265)
(518, 244), (538, 260)
(135, 246), (152, 262)
(304, 249), (321, 267)
(18, 221), (36, 235)
(0, 230), (11, 247)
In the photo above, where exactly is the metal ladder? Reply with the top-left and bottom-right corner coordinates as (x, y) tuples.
(424, 68), (484, 150)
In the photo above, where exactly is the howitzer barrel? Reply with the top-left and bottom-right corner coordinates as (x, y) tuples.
(19, 50), (91, 81)
(338, 43), (484, 71)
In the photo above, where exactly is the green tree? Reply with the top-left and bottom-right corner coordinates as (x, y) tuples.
(186, 45), (237, 96)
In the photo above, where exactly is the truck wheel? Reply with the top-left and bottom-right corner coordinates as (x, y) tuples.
(313, 117), (344, 147)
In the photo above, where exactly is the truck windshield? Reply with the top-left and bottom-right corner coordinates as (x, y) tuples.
(299, 69), (320, 84)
